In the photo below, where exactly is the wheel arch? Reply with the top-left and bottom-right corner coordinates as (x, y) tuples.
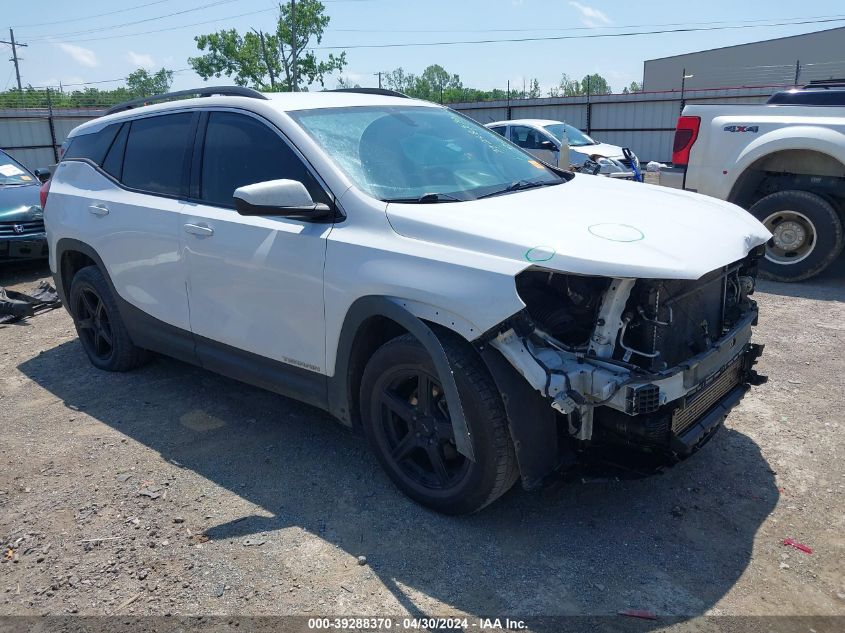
(728, 137), (845, 208)
(328, 296), (480, 461)
(54, 238), (106, 306)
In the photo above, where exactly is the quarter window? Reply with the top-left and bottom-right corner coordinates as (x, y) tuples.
(63, 123), (121, 165)
(122, 113), (194, 196)
(200, 111), (328, 208)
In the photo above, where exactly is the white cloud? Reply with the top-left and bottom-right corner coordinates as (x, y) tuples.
(54, 41), (98, 68)
(127, 51), (155, 69)
(568, 1), (611, 28)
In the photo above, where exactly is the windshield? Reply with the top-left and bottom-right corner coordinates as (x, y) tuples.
(0, 153), (36, 186)
(543, 123), (598, 147)
(289, 105), (564, 202)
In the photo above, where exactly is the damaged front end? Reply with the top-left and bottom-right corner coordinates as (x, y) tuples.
(479, 246), (767, 488)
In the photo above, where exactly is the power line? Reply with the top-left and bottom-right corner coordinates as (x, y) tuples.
(23, 0), (241, 42)
(326, 13), (845, 34)
(40, 10), (845, 46)
(13, 0), (170, 29)
(49, 8), (280, 44)
(306, 16), (845, 50)
(23, 0), (372, 42)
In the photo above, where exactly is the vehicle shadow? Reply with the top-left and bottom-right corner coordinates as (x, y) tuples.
(757, 256), (845, 302)
(19, 340), (778, 626)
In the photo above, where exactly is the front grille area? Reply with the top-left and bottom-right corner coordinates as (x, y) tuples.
(0, 219), (45, 236)
(671, 355), (743, 435)
(620, 268), (727, 371)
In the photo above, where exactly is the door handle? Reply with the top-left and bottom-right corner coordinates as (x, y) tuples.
(88, 204), (109, 217)
(184, 223), (214, 237)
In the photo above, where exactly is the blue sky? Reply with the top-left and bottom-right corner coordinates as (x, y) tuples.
(4, 0), (845, 94)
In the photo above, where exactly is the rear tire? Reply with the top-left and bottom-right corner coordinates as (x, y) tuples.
(359, 332), (518, 514)
(69, 265), (149, 371)
(748, 190), (844, 282)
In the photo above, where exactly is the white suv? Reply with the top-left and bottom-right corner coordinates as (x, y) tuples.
(45, 87), (771, 514)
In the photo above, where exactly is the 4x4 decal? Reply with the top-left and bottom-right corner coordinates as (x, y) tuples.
(724, 125), (759, 133)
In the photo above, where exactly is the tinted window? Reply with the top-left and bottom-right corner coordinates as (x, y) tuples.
(63, 124), (121, 165)
(489, 126), (506, 136)
(122, 113), (194, 196)
(200, 111), (328, 208)
(102, 123), (128, 179)
(510, 125), (552, 150)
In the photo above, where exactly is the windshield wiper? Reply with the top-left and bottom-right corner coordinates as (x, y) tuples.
(476, 179), (555, 199)
(384, 192), (463, 203)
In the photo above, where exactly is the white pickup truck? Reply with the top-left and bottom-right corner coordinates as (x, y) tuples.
(661, 84), (845, 281)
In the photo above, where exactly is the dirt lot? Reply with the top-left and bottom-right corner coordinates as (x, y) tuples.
(1, 259), (844, 629)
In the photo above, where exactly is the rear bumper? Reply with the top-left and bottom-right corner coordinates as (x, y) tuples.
(658, 166), (686, 189)
(0, 234), (48, 261)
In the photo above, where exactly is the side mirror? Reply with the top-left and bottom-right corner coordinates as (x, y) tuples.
(34, 168), (52, 184)
(538, 139), (557, 151)
(233, 179), (333, 220)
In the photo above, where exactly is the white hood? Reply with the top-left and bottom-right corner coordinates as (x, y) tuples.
(385, 175), (771, 280)
(571, 142), (625, 159)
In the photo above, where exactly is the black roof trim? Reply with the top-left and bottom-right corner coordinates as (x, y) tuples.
(328, 88), (409, 98)
(767, 86), (845, 106)
(105, 86), (268, 115)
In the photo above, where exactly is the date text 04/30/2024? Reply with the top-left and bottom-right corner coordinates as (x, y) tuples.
(306, 617), (527, 630)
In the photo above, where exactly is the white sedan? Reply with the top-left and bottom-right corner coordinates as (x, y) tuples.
(486, 118), (640, 179)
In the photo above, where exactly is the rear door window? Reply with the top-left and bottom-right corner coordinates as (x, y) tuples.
(199, 111), (328, 208)
(122, 113), (194, 196)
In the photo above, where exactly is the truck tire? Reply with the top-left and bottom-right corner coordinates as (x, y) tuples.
(359, 333), (519, 514)
(748, 190), (844, 282)
(69, 265), (149, 371)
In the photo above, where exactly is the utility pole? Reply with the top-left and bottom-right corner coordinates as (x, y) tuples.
(290, 0), (297, 92)
(374, 71), (382, 89)
(1, 28), (28, 91)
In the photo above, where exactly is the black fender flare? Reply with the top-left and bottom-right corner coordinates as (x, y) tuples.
(477, 342), (571, 491)
(327, 296), (475, 461)
(52, 237), (105, 306)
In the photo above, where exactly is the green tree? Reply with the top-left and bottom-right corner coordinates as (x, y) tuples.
(381, 65), (463, 101)
(382, 67), (417, 93)
(580, 73), (611, 95)
(125, 68), (174, 97)
(335, 75), (361, 89)
(527, 78), (541, 99)
(189, 0), (346, 91)
(622, 80), (642, 94)
(548, 73), (581, 97)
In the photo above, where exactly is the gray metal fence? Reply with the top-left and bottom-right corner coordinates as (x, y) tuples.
(0, 107), (105, 170)
(450, 85), (782, 163)
(0, 79), (833, 170)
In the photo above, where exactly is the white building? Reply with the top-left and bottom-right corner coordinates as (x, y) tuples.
(643, 26), (845, 92)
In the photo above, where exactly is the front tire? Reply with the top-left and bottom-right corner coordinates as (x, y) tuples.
(359, 333), (518, 514)
(69, 266), (148, 371)
(748, 190), (844, 282)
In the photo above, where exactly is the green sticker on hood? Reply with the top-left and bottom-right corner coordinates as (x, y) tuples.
(588, 223), (644, 242)
(525, 246), (556, 262)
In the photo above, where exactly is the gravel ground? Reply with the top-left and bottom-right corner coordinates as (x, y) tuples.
(0, 258), (843, 629)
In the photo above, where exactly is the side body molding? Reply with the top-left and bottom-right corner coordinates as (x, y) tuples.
(328, 296), (475, 461)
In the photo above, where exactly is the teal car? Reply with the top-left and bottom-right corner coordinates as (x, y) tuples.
(0, 149), (47, 262)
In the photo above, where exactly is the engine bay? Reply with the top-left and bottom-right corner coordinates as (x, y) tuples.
(490, 248), (765, 455)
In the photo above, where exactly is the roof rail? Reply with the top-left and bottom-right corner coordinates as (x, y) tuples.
(105, 86), (268, 115)
(803, 78), (845, 89)
(329, 88), (409, 98)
